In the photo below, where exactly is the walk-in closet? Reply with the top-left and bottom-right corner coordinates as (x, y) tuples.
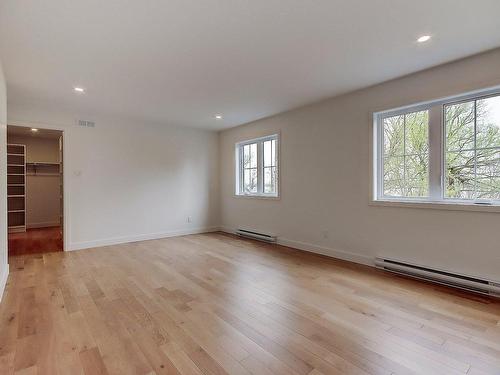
(7, 125), (63, 255)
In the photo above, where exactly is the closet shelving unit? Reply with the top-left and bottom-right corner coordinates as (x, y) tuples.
(7, 144), (26, 232)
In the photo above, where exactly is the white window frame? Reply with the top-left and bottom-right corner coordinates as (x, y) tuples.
(373, 85), (500, 209)
(235, 134), (279, 198)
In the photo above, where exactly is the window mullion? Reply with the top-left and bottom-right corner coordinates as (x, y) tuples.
(237, 146), (242, 194)
(403, 114), (407, 197)
(473, 100), (478, 199)
(377, 115), (384, 199)
(275, 137), (279, 194)
(240, 147), (244, 194)
(257, 141), (263, 194)
(429, 105), (442, 200)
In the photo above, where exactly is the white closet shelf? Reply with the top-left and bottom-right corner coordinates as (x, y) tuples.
(7, 143), (26, 233)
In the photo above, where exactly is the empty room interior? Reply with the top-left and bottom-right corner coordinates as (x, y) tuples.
(1, 1), (500, 374)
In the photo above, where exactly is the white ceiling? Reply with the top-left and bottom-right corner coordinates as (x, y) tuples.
(1, 0), (500, 131)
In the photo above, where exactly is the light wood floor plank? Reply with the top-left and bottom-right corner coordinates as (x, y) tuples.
(0, 232), (499, 374)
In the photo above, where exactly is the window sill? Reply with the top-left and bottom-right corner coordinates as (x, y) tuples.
(370, 199), (500, 213)
(234, 194), (280, 201)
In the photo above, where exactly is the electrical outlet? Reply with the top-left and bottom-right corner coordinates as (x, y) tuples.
(321, 230), (329, 239)
(187, 216), (192, 223)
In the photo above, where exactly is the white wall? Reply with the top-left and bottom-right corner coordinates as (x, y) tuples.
(7, 135), (61, 228)
(219, 48), (500, 282)
(0, 60), (8, 301)
(7, 108), (220, 251)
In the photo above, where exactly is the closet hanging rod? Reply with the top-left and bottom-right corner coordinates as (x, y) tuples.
(26, 161), (60, 165)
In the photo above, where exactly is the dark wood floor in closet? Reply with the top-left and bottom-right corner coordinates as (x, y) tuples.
(8, 226), (63, 256)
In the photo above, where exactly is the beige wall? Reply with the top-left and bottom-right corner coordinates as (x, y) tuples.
(0, 60), (7, 300)
(219, 48), (500, 282)
(7, 135), (60, 228)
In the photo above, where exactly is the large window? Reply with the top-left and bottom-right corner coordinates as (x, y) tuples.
(236, 134), (279, 197)
(374, 88), (500, 205)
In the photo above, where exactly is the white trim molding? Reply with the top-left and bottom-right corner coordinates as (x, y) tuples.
(370, 199), (500, 213)
(220, 226), (374, 267)
(69, 226), (220, 251)
(0, 264), (9, 302)
(277, 237), (374, 266)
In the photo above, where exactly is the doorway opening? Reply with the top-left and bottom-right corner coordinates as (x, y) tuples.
(7, 125), (64, 256)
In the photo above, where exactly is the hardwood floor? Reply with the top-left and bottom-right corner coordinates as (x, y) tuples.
(8, 226), (63, 256)
(1, 232), (499, 375)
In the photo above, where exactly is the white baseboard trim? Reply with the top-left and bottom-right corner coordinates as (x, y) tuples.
(68, 226), (220, 251)
(277, 238), (374, 266)
(220, 226), (374, 267)
(0, 263), (9, 303)
(68, 225), (374, 268)
(27, 221), (60, 229)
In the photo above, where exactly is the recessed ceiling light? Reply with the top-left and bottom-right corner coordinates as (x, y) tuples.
(215, 115), (223, 119)
(417, 35), (431, 43)
(31, 128), (38, 132)
(74, 87), (85, 93)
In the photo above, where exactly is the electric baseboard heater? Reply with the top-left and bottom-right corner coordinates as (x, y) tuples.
(375, 257), (500, 297)
(235, 229), (277, 243)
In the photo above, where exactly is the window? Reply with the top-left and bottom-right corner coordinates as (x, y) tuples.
(236, 134), (279, 197)
(374, 88), (500, 205)
(382, 110), (429, 197)
(445, 96), (500, 200)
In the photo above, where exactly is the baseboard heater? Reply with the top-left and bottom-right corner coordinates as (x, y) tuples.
(235, 229), (277, 243)
(375, 258), (500, 297)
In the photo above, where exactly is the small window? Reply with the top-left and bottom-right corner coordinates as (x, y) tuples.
(236, 135), (279, 197)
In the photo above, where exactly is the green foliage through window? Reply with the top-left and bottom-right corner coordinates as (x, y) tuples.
(382, 110), (429, 197)
(379, 93), (500, 202)
(445, 96), (500, 200)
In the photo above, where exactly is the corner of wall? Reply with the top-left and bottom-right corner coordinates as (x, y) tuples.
(0, 59), (8, 302)
(0, 263), (9, 302)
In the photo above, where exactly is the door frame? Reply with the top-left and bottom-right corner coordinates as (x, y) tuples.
(7, 121), (69, 251)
